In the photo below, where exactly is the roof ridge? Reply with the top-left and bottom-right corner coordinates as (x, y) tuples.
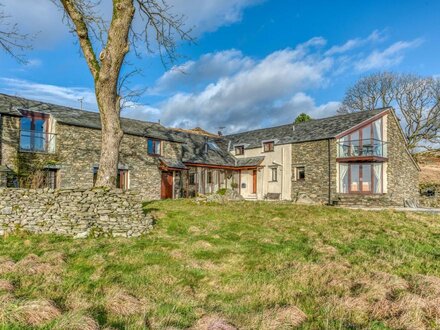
(226, 123), (292, 137)
(225, 108), (390, 137)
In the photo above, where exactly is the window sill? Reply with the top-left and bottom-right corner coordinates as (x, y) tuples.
(19, 149), (54, 155)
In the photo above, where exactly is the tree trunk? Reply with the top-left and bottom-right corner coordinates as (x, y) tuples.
(94, 86), (124, 188)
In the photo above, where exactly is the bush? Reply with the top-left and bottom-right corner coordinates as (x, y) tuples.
(217, 188), (227, 196)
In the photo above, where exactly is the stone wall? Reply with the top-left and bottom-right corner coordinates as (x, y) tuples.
(0, 188), (154, 238)
(385, 113), (420, 206)
(291, 139), (337, 204)
(0, 115), (20, 170)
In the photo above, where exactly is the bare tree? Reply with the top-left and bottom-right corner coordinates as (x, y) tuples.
(49, 0), (192, 187)
(0, 3), (30, 61)
(338, 72), (394, 113)
(339, 72), (440, 151)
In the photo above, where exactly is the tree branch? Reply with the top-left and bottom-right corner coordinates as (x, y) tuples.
(58, 0), (101, 80)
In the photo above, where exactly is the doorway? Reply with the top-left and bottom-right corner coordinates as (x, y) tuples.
(161, 171), (173, 199)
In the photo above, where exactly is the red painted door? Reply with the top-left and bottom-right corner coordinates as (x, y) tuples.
(161, 171), (173, 199)
(252, 170), (257, 194)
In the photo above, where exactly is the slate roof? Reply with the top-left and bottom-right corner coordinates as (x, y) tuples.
(159, 158), (188, 170)
(0, 93), (184, 143)
(171, 130), (237, 167)
(226, 108), (390, 149)
(236, 156), (265, 167)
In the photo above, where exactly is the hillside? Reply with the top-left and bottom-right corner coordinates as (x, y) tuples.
(0, 201), (439, 329)
(417, 150), (440, 185)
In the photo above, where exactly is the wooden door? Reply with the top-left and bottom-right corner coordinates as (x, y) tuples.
(161, 171), (173, 199)
(252, 170), (257, 194)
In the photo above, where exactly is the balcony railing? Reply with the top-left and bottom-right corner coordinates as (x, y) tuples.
(19, 130), (56, 153)
(337, 139), (388, 159)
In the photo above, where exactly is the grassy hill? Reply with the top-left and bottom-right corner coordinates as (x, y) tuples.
(417, 150), (440, 185)
(0, 200), (439, 329)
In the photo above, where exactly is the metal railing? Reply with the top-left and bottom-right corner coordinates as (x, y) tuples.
(19, 130), (56, 153)
(337, 139), (388, 158)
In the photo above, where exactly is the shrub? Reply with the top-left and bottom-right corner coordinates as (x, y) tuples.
(217, 188), (227, 196)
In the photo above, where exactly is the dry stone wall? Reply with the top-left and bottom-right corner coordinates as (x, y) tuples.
(0, 188), (154, 238)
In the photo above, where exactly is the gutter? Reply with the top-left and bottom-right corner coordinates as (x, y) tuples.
(328, 139), (332, 205)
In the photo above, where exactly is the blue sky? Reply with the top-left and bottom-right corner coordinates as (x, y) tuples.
(0, 0), (439, 133)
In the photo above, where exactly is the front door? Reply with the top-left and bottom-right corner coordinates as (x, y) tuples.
(252, 170), (257, 194)
(161, 171), (173, 199)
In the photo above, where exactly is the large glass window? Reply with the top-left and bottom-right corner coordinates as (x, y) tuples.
(338, 118), (385, 157)
(339, 163), (383, 194)
(20, 111), (49, 152)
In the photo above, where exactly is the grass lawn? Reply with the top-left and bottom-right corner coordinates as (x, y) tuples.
(1, 200), (440, 329)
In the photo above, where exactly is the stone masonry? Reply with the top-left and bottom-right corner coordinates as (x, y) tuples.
(291, 139), (337, 204)
(0, 188), (154, 238)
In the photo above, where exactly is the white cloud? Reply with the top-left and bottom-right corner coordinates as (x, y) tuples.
(355, 38), (423, 72)
(325, 30), (386, 56)
(156, 41), (335, 133)
(152, 49), (255, 93)
(166, 0), (263, 34)
(0, 0), (262, 49)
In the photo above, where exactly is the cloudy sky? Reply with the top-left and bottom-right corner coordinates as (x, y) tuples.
(0, 0), (439, 133)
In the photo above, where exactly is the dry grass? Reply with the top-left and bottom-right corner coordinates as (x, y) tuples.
(53, 312), (100, 330)
(260, 306), (307, 329)
(9, 299), (61, 326)
(104, 288), (146, 317)
(0, 279), (14, 292)
(0, 257), (15, 275)
(191, 315), (238, 330)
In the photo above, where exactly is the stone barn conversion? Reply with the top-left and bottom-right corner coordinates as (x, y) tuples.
(0, 93), (419, 207)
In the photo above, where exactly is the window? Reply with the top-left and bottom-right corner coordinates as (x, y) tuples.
(189, 173), (196, 185)
(263, 141), (274, 152)
(43, 169), (59, 189)
(93, 167), (129, 189)
(271, 167), (278, 182)
(235, 146), (244, 155)
(116, 169), (129, 190)
(339, 163), (382, 194)
(20, 111), (50, 152)
(147, 139), (161, 156)
(207, 172), (212, 184)
(338, 118), (385, 158)
(296, 167), (305, 181)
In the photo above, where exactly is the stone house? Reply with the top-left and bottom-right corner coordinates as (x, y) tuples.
(0, 93), (419, 206)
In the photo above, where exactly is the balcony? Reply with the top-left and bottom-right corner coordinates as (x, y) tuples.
(337, 139), (388, 162)
(20, 130), (56, 153)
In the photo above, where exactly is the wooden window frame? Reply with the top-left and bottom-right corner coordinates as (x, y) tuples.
(270, 167), (278, 182)
(116, 169), (130, 190)
(19, 110), (50, 152)
(235, 145), (244, 155)
(147, 138), (162, 156)
(263, 141), (275, 153)
(296, 166), (305, 181)
(189, 173), (196, 185)
(339, 118), (384, 158)
(343, 163), (382, 195)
